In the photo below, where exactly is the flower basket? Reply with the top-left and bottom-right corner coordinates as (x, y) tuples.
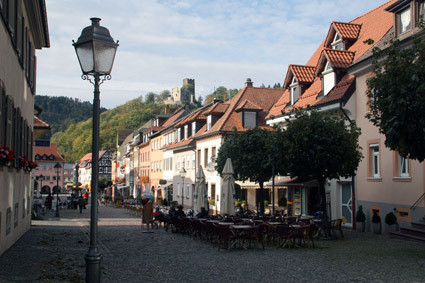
(0, 144), (15, 166)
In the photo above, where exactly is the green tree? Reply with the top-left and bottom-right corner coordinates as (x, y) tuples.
(144, 92), (157, 104)
(215, 128), (287, 215)
(283, 109), (362, 224)
(366, 34), (425, 162)
(158, 90), (171, 101)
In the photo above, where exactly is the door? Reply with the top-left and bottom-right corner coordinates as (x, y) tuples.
(341, 183), (352, 224)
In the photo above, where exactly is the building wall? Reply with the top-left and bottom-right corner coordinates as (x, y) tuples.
(150, 135), (164, 190)
(196, 136), (223, 213)
(138, 143), (150, 191)
(172, 149), (196, 209)
(354, 67), (425, 229)
(0, 0), (49, 255)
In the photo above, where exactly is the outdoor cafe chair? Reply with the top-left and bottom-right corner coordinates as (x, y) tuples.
(241, 225), (263, 249)
(264, 223), (279, 245)
(330, 218), (344, 239)
(303, 224), (317, 248)
(276, 224), (293, 248)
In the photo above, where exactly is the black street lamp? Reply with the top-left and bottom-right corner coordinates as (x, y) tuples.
(75, 163), (80, 190)
(73, 17), (118, 283)
(54, 162), (62, 217)
(180, 167), (186, 207)
(39, 174), (44, 198)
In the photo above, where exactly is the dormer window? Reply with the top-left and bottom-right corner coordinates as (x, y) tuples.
(192, 122), (196, 136)
(331, 33), (344, 50)
(243, 111), (256, 128)
(398, 6), (411, 34)
(177, 128), (181, 141)
(35, 154), (40, 160)
(322, 61), (335, 96)
(42, 154), (47, 160)
(290, 77), (300, 106)
(184, 125), (188, 140)
(207, 115), (212, 131)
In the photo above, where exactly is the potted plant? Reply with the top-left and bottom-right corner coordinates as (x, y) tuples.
(356, 205), (366, 232)
(372, 211), (381, 234)
(385, 211), (398, 233)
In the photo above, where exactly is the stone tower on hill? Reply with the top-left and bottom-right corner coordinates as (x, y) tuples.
(167, 78), (195, 105)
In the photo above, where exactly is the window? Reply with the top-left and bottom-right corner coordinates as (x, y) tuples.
(186, 183), (190, 199)
(322, 62), (335, 96)
(192, 153), (195, 168)
(186, 155), (189, 168)
(177, 183), (180, 196)
(204, 148), (208, 168)
(177, 128), (181, 141)
(184, 125), (188, 140)
(290, 78), (300, 106)
(331, 32), (344, 50)
(243, 111), (256, 128)
(192, 122), (196, 136)
(399, 7), (411, 34)
(207, 115), (212, 131)
(399, 154), (409, 177)
(211, 147), (216, 163)
(370, 144), (380, 178)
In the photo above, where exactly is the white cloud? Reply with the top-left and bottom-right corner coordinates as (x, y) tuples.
(37, 0), (388, 109)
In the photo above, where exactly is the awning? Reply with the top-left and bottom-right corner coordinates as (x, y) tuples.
(156, 183), (173, 191)
(266, 177), (319, 187)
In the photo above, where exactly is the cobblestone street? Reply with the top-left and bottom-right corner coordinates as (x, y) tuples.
(0, 204), (424, 283)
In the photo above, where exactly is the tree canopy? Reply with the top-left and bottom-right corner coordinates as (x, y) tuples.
(215, 128), (287, 214)
(366, 34), (425, 162)
(283, 109), (363, 218)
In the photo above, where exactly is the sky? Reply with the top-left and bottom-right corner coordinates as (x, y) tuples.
(36, 0), (388, 109)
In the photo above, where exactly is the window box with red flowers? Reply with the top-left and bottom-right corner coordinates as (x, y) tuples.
(0, 144), (15, 167)
(18, 156), (38, 172)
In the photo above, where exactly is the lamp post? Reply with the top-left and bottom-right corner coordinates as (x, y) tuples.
(73, 17), (118, 283)
(180, 167), (186, 208)
(75, 163), (80, 190)
(39, 174), (44, 198)
(54, 162), (62, 217)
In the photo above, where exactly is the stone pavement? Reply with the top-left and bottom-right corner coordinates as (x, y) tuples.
(0, 204), (425, 283)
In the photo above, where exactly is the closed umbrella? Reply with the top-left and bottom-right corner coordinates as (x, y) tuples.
(221, 158), (235, 215)
(194, 165), (208, 213)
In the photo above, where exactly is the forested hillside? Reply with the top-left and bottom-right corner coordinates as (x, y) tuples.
(51, 96), (179, 163)
(35, 95), (107, 139)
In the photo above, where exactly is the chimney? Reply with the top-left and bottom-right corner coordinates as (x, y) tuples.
(245, 78), (253, 87)
(164, 106), (170, 114)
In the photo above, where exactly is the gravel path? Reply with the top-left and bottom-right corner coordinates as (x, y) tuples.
(0, 204), (424, 282)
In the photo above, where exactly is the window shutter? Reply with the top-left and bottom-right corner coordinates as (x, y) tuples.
(6, 96), (13, 148)
(0, 81), (5, 144)
(8, 0), (16, 43)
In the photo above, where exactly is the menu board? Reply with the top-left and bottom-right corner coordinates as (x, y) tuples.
(293, 187), (301, 216)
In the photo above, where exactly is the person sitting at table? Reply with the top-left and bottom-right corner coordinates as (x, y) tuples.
(235, 204), (245, 216)
(196, 207), (208, 218)
(175, 205), (186, 217)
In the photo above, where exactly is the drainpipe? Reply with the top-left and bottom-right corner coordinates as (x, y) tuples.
(340, 101), (356, 230)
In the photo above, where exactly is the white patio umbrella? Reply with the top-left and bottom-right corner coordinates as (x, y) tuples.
(221, 158), (235, 215)
(194, 165), (208, 213)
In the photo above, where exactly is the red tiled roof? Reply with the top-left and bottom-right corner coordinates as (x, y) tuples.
(317, 49), (355, 73)
(333, 22), (361, 40)
(205, 102), (229, 115)
(266, 89), (290, 119)
(268, 0), (396, 118)
(33, 116), (50, 128)
(160, 107), (185, 128)
(235, 99), (263, 112)
(195, 86), (283, 138)
(34, 143), (65, 162)
(283, 65), (316, 88)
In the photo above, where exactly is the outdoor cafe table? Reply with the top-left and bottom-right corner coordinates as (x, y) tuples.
(266, 222), (282, 225)
(207, 220), (220, 223)
(230, 225), (252, 249)
(218, 222), (235, 225)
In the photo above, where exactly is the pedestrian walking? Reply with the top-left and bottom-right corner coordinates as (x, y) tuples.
(45, 193), (53, 210)
(78, 194), (85, 213)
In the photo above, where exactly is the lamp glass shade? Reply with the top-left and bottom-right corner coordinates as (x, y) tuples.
(54, 163), (62, 174)
(73, 18), (118, 75)
(179, 167), (186, 178)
